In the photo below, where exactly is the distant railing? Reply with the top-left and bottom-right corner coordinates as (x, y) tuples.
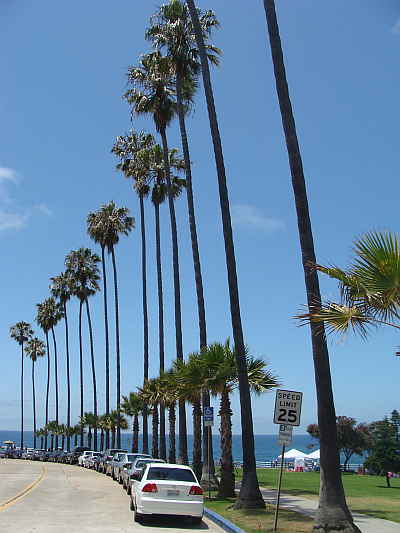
(223, 460), (362, 472)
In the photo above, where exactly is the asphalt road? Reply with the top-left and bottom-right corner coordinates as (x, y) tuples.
(0, 459), (224, 533)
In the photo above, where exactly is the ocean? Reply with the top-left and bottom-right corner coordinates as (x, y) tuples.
(0, 430), (364, 465)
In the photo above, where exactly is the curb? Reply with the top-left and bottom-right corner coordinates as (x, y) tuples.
(204, 507), (246, 533)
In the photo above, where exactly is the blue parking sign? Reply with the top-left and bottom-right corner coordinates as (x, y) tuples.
(204, 406), (214, 426)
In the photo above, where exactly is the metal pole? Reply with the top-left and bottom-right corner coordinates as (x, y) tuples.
(208, 425), (211, 501)
(274, 444), (285, 532)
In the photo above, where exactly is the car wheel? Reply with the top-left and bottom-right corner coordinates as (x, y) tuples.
(130, 497), (135, 511)
(192, 516), (202, 526)
(127, 484), (131, 495)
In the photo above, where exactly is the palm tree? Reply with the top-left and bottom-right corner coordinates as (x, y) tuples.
(10, 321), (34, 449)
(298, 230), (400, 344)
(24, 337), (46, 449)
(125, 50), (189, 465)
(34, 306), (51, 450)
(46, 420), (57, 451)
(199, 339), (279, 498)
(262, 1), (360, 530)
(98, 413), (109, 452)
(138, 377), (164, 459)
(87, 202), (135, 449)
(56, 424), (67, 451)
(186, 0), (263, 508)
(50, 271), (72, 450)
(65, 247), (100, 449)
(146, 0), (221, 483)
(105, 410), (128, 448)
(81, 411), (97, 450)
(173, 357), (203, 481)
(121, 392), (143, 453)
(35, 428), (45, 449)
(36, 297), (63, 449)
(112, 129), (155, 454)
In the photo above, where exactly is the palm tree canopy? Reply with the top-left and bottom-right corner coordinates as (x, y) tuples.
(146, 0), (221, 78)
(112, 129), (155, 196)
(10, 321), (34, 345)
(25, 337), (46, 363)
(121, 392), (143, 418)
(49, 272), (72, 305)
(297, 230), (400, 343)
(35, 298), (64, 333)
(64, 247), (100, 302)
(87, 201), (135, 253)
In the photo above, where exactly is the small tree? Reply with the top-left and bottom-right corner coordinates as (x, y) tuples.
(307, 416), (371, 471)
(364, 417), (400, 488)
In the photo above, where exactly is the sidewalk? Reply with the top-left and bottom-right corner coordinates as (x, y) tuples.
(259, 486), (400, 533)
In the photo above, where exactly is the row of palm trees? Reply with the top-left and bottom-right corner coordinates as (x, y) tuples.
(10, 1), (363, 528)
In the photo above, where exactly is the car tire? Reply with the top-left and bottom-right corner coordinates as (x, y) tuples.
(130, 497), (135, 511)
(192, 516), (202, 526)
(133, 506), (143, 523)
(127, 484), (131, 495)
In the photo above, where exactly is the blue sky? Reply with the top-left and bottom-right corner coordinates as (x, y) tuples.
(1, 1), (399, 438)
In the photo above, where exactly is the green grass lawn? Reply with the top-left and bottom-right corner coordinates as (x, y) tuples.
(204, 468), (400, 533)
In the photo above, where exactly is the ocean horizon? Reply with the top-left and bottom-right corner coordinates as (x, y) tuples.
(0, 430), (365, 465)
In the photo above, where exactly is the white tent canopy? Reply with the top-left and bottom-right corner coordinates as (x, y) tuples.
(307, 449), (320, 459)
(278, 448), (308, 460)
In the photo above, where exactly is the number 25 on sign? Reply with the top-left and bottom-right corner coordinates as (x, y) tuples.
(273, 389), (303, 426)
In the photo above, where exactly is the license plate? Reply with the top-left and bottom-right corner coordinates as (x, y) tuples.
(167, 489), (179, 497)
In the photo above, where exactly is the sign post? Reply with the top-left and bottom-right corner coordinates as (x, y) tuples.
(204, 406), (214, 501)
(273, 390), (303, 531)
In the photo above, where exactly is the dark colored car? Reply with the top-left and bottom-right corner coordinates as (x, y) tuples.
(58, 451), (69, 463)
(97, 448), (127, 474)
(48, 449), (62, 462)
(31, 449), (45, 460)
(39, 451), (52, 462)
(65, 446), (90, 465)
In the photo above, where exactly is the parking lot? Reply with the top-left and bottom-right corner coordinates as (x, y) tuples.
(0, 460), (224, 532)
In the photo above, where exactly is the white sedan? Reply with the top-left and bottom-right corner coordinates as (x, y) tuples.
(130, 463), (203, 525)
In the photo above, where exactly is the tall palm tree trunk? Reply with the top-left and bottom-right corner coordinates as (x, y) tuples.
(20, 343), (24, 449)
(160, 127), (188, 466)
(152, 405), (159, 459)
(101, 246), (111, 450)
(169, 401), (176, 464)
(140, 195), (149, 455)
(263, 2), (359, 531)
(51, 327), (59, 449)
(176, 72), (217, 486)
(79, 301), (84, 446)
(154, 202), (166, 459)
(32, 361), (36, 449)
(85, 297), (97, 451)
(192, 396), (203, 483)
(45, 331), (50, 451)
(218, 389), (236, 498)
(63, 301), (71, 452)
(186, 0), (262, 508)
(111, 248), (121, 449)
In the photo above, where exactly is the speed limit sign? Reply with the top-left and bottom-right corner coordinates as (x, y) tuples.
(273, 389), (303, 426)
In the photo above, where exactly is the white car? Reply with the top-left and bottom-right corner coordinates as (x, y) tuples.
(78, 450), (94, 467)
(130, 463), (203, 525)
(84, 451), (102, 468)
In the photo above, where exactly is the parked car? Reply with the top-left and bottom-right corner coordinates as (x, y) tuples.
(129, 463), (203, 525)
(106, 451), (126, 477)
(124, 457), (165, 493)
(97, 448), (127, 474)
(84, 451), (102, 468)
(78, 450), (94, 467)
(58, 451), (69, 463)
(65, 446), (90, 465)
(39, 451), (52, 462)
(113, 453), (152, 483)
(31, 449), (45, 461)
(21, 448), (34, 460)
(48, 449), (63, 462)
(4, 448), (18, 458)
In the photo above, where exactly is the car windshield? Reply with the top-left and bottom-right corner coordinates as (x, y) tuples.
(126, 454), (137, 461)
(147, 467), (196, 482)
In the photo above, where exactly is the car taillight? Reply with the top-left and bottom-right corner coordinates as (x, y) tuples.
(189, 486), (203, 496)
(142, 483), (158, 493)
